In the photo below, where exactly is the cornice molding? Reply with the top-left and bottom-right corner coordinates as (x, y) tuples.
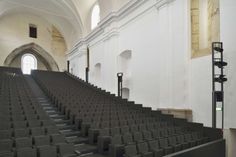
(67, 0), (174, 57)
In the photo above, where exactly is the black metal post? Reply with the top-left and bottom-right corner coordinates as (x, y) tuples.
(67, 61), (70, 72)
(212, 42), (226, 129)
(220, 43), (224, 129)
(212, 43), (216, 128)
(117, 73), (123, 97)
(86, 67), (89, 83)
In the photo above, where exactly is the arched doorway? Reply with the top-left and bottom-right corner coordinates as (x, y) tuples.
(4, 43), (59, 71)
(21, 54), (37, 74)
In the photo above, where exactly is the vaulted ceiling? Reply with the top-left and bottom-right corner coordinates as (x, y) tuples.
(0, 0), (130, 48)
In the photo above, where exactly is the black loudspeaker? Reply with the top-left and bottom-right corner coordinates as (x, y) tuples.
(215, 91), (223, 102)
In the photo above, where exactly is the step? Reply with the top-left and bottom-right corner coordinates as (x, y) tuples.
(62, 130), (82, 137)
(80, 153), (108, 157)
(50, 114), (65, 119)
(57, 124), (76, 130)
(54, 119), (71, 124)
(67, 136), (89, 144)
(74, 144), (98, 155)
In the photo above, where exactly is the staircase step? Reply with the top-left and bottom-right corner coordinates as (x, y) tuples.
(67, 136), (89, 144)
(54, 119), (71, 124)
(50, 114), (65, 119)
(74, 144), (98, 155)
(62, 130), (82, 137)
(57, 124), (76, 130)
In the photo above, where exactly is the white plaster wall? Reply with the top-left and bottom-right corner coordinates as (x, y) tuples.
(68, 0), (189, 109)
(189, 0), (236, 128)
(220, 0), (236, 129)
(0, 13), (67, 71)
(68, 0), (236, 129)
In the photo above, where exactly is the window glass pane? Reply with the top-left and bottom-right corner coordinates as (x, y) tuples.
(22, 54), (37, 74)
(91, 4), (100, 29)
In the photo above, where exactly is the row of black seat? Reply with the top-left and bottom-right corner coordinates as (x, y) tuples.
(0, 143), (77, 157)
(0, 67), (78, 157)
(31, 70), (217, 157)
(0, 126), (59, 139)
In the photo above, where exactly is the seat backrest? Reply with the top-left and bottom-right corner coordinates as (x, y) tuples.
(13, 121), (27, 129)
(0, 122), (12, 130)
(159, 138), (169, 148)
(147, 124), (154, 130)
(137, 142), (149, 153)
(0, 139), (13, 152)
(176, 135), (185, 143)
(123, 133), (134, 145)
(138, 124), (147, 131)
(168, 136), (177, 145)
(184, 134), (192, 141)
(148, 140), (159, 150)
(110, 127), (120, 136)
(99, 128), (110, 136)
(17, 147), (37, 157)
(46, 126), (59, 135)
(121, 126), (129, 134)
(142, 130), (152, 140)
(41, 120), (55, 126)
(0, 130), (12, 140)
(133, 132), (143, 142)
(15, 137), (32, 149)
(14, 129), (30, 138)
(58, 143), (76, 156)
(51, 134), (66, 144)
(111, 135), (123, 145)
(119, 120), (127, 126)
(34, 135), (50, 146)
(31, 127), (45, 136)
(130, 125), (139, 133)
(28, 120), (41, 127)
(38, 145), (57, 157)
(125, 144), (138, 157)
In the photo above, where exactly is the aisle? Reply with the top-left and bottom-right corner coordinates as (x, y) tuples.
(25, 75), (100, 157)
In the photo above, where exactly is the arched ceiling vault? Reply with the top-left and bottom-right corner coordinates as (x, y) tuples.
(0, 0), (131, 47)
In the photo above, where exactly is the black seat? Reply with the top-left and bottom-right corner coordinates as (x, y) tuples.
(123, 133), (135, 145)
(58, 143), (77, 157)
(38, 145), (57, 157)
(109, 135), (124, 157)
(34, 135), (50, 146)
(17, 147), (37, 157)
(137, 142), (153, 157)
(15, 137), (32, 149)
(148, 140), (163, 157)
(124, 144), (141, 157)
(168, 136), (182, 152)
(0, 139), (13, 153)
(159, 138), (173, 155)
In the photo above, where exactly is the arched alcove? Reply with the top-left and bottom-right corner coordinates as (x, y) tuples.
(117, 50), (132, 90)
(122, 87), (130, 100)
(118, 50), (132, 76)
(21, 54), (37, 74)
(4, 43), (59, 71)
(93, 63), (102, 86)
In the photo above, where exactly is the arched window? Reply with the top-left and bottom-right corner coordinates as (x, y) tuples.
(91, 4), (100, 30)
(21, 54), (37, 74)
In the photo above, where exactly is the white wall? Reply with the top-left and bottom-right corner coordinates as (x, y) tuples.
(67, 0), (236, 129)
(0, 13), (67, 71)
(220, 0), (236, 129)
